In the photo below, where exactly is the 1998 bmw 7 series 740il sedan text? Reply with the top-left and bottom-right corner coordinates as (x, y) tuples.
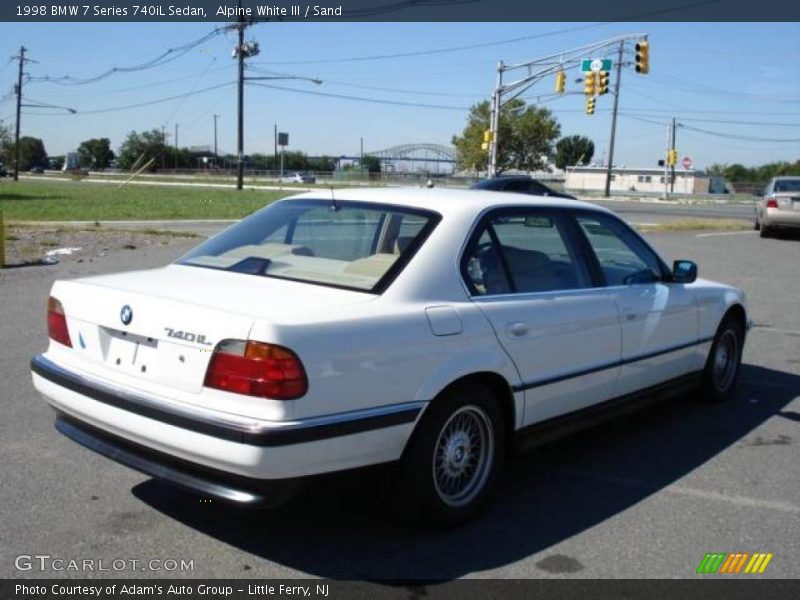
(31, 188), (749, 525)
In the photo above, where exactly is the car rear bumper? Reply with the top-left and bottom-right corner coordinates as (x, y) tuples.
(764, 207), (800, 229)
(53, 413), (302, 506)
(31, 353), (423, 481)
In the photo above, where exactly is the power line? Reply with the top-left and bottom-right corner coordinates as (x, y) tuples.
(247, 66), (483, 98)
(620, 113), (800, 142)
(255, 23), (610, 66)
(621, 113), (800, 127)
(162, 58), (218, 129)
(247, 81), (468, 110)
(24, 64), (231, 96)
(73, 82), (234, 115)
(25, 27), (225, 86)
(0, 57), (13, 75)
(679, 124), (800, 143)
(255, 0), (717, 65)
(647, 72), (800, 103)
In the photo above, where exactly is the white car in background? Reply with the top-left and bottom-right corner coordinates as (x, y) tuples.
(31, 188), (748, 525)
(754, 176), (800, 237)
(281, 171), (316, 184)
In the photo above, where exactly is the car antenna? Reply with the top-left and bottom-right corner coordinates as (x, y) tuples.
(329, 186), (338, 211)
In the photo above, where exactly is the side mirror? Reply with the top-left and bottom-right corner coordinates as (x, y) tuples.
(672, 260), (697, 284)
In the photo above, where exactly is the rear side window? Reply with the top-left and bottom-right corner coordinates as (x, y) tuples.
(464, 211), (591, 295)
(576, 214), (663, 286)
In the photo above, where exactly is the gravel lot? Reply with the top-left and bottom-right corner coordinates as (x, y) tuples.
(2, 224), (198, 267)
(0, 227), (797, 580)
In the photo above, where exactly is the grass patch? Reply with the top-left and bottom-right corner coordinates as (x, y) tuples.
(1, 179), (291, 221)
(635, 219), (751, 232)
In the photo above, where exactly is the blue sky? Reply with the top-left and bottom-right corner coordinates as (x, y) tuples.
(0, 21), (798, 169)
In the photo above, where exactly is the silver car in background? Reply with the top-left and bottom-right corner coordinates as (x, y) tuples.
(755, 176), (800, 238)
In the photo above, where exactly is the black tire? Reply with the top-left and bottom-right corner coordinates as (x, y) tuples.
(753, 219), (760, 231)
(701, 317), (744, 402)
(397, 383), (505, 527)
(760, 225), (771, 238)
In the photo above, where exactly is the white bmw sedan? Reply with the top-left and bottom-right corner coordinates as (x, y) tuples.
(31, 188), (748, 525)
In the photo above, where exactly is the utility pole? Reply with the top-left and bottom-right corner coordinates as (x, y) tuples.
(360, 137), (364, 164)
(161, 125), (166, 170)
(213, 114), (219, 165)
(273, 123), (277, 170)
(12, 46), (26, 181)
(488, 62), (503, 177)
(603, 41), (624, 198)
(174, 123), (179, 170)
(235, 0), (246, 190)
(670, 117), (677, 194)
(663, 123), (670, 200)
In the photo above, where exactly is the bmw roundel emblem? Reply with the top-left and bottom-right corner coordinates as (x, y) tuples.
(120, 305), (133, 326)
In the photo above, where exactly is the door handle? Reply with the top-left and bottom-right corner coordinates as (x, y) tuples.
(507, 322), (529, 337)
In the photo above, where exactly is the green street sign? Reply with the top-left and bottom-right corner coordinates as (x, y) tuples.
(581, 58), (613, 72)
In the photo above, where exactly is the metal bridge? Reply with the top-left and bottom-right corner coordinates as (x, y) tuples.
(367, 143), (455, 163)
(332, 143), (456, 165)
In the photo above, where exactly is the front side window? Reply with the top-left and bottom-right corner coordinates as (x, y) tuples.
(179, 200), (439, 292)
(576, 214), (664, 286)
(464, 211), (590, 295)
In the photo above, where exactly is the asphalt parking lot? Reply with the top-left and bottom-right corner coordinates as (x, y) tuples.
(0, 226), (797, 580)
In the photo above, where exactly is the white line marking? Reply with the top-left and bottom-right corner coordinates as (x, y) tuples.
(696, 231), (757, 238)
(563, 470), (800, 513)
(666, 486), (800, 514)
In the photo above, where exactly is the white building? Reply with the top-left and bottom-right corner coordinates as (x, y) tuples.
(566, 166), (698, 194)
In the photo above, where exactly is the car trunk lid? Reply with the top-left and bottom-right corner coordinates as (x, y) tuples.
(51, 264), (373, 393)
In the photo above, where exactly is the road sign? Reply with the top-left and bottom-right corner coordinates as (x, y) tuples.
(682, 156), (692, 169)
(582, 59), (612, 73)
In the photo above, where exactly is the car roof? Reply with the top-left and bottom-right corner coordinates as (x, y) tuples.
(285, 186), (609, 218)
(771, 176), (800, 181)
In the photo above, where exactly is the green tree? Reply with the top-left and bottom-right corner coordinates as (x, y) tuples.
(723, 163), (752, 182)
(117, 129), (168, 170)
(452, 99), (561, 174)
(7, 136), (48, 171)
(77, 137), (114, 170)
(0, 122), (11, 159)
(360, 155), (381, 174)
(705, 163), (727, 176)
(555, 135), (595, 169)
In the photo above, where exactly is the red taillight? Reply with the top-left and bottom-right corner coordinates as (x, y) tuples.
(766, 197), (779, 209)
(204, 340), (307, 400)
(47, 296), (72, 347)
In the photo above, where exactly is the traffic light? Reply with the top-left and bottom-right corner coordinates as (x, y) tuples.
(583, 73), (596, 96)
(635, 41), (650, 74)
(483, 129), (494, 143)
(598, 71), (610, 95)
(555, 69), (566, 94)
(668, 148), (678, 166)
(585, 97), (596, 115)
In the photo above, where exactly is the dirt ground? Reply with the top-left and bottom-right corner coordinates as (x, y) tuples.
(2, 225), (200, 267)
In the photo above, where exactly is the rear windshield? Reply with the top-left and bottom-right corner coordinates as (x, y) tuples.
(774, 179), (800, 193)
(178, 199), (440, 293)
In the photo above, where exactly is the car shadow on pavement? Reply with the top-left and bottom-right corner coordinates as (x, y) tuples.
(133, 364), (798, 580)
